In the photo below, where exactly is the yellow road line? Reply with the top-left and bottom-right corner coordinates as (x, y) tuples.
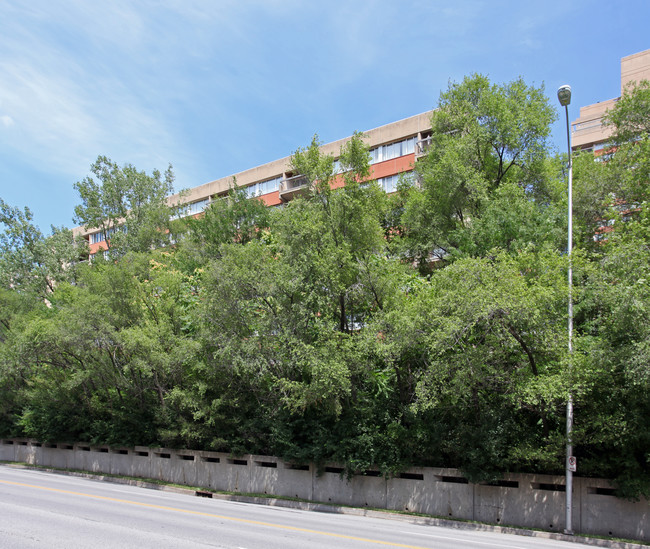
(0, 479), (431, 548)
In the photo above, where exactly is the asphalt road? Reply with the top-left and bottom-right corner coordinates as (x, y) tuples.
(0, 465), (598, 549)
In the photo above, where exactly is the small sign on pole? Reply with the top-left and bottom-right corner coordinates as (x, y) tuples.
(568, 456), (577, 472)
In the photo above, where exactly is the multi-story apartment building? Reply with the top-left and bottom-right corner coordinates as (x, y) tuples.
(74, 111), (434, 255)
(72, 50), (649, 254)
(572, 48), (650, 152)
(571, 48), (650, 242)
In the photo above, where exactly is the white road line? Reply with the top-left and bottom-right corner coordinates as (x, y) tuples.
(399, 530), (528, 548)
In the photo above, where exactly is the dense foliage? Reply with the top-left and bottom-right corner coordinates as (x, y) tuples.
(1, 76), (649, 498)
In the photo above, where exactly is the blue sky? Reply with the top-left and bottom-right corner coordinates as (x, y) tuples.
(1, 0), (648, 231)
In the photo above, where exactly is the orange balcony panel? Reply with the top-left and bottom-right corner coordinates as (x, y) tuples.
(258, 191), (282, 207)
(331, 174), (345, 189)
(89, 241), (107, 254)
(370, 154), (415, 180)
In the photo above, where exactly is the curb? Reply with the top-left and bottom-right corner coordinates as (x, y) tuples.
(3, 463), (648, 549)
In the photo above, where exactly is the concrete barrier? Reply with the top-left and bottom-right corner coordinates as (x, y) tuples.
(1, 438), (648, 541)
(129, 446), (153, 478)
(219, 455), (252, 493)
(387, 467), (474, 519)
(75, 445), (101, 472)
(167, 451), (199, 486)
(0, 439), (16, 461)
(41, 443), (75, 469)
(313, 464), (387, 508)
(13, 440), (38, 464)
(193, 450), (225, 490)
(579, 477), (649, 541)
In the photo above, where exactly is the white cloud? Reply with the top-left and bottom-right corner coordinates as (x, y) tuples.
(1, 115), (14, 128)
(0, 1), (187, 178)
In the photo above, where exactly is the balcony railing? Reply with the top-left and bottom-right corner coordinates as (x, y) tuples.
(415, 136), (432, 158)
(279, 174), (310, 201)
(572, 117), (604, 133)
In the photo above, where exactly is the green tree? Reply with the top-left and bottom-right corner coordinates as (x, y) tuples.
(567, 79), (650, 496)
(283, 132), (388, 332)
(573, 79), (650, 250)
(400, 74), (556, 267)
(73, 156), (175, 256)
(178, 181), (270, 269)
(0, 198), (81, 296)
(370, 249), (570, 478)
(603, 79), (650, 206)
(4, 75), (650, 498)
(604, 79), (650, 145)
(574, 235), (650, 497)
(6, 251), (201, 446)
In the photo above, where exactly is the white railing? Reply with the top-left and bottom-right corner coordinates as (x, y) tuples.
(279, 175), (310, 199)
(415, 136), (432, 157)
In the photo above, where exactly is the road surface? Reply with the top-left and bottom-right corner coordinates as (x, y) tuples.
(0, 465), (598, 548)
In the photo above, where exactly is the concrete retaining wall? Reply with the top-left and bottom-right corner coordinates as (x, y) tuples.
(1, 438), (647, 541)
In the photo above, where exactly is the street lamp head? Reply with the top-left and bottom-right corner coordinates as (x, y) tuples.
(558, 85), (572, 107)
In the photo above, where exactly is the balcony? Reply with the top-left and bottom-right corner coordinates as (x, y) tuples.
(279, 174), (310, 201)
(572, 117), (604, 133)
(415, 136), (432, 158)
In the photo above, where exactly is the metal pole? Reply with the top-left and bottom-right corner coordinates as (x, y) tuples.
(564, 102), (574, 535)
(558, 84), (574, 536)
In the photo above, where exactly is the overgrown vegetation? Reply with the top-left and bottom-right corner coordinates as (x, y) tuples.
(1, 76), (649, 498)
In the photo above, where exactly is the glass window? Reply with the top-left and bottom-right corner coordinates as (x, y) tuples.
(368, 136), (417, 165)
(187, 198), (209, 215)
(244, 176), (282, 198)
(89, 226), (124, 243)
(376, 171), (414, 193)
(172, 198), (211, 219)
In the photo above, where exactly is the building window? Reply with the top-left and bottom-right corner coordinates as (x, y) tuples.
(90, 232), (103, 244)
(89, 226), (124, 244)
(376, 171), (414, 193)
(88, 249), (110, 262)
(369, 137), (417, 165)
(244, 176), (282, 198)
(377, 174), (399, 193)
(172, 198), (210, 219)
(186, 198), (210, 216)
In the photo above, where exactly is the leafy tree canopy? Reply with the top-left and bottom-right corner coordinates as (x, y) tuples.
(1, 74), (650, 497)
(400, 74), (557, 267)
(0, 198), (81, 296)
(73, 156), (175, 256)
(604, 79), (650, 145)
(179, 181), (271, 269)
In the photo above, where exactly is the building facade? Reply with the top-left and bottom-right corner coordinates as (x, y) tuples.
(572, 48), (650, 152)
(74, 111), (434, 255)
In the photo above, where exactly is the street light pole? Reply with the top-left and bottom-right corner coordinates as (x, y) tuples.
(557, 84), (574, 536)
